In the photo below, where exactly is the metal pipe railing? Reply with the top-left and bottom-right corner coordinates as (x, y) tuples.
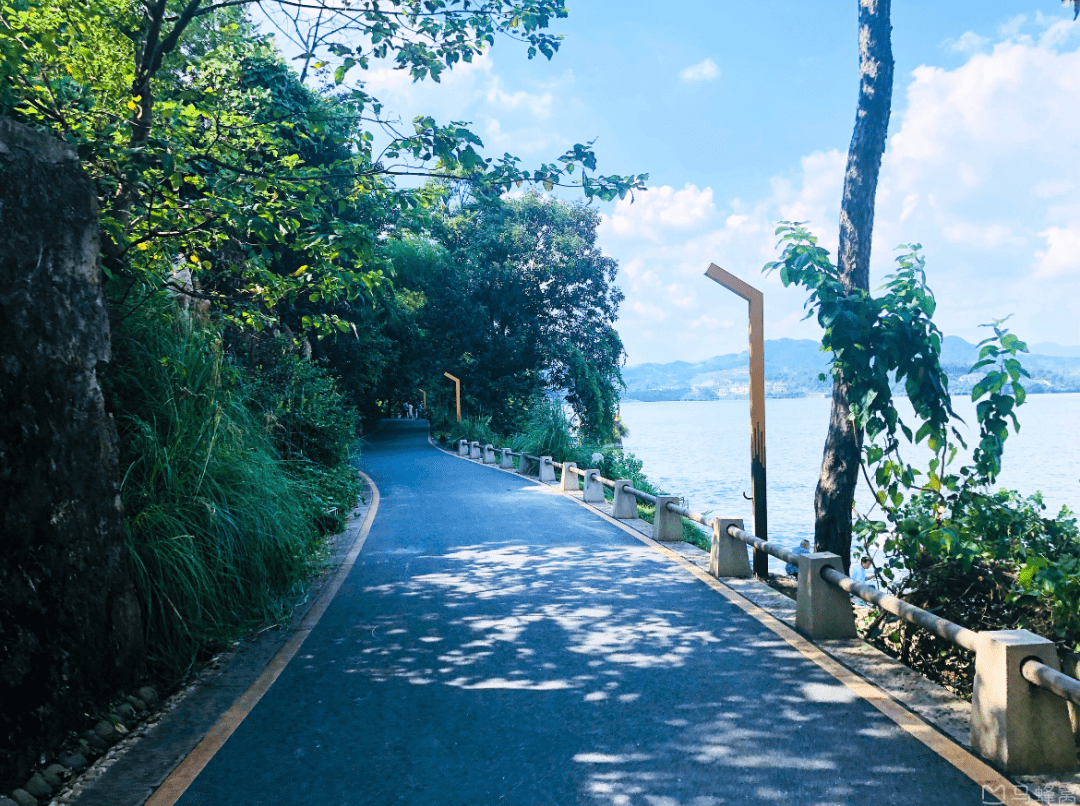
(1021, 658), (1080, 708)
(620, 484), (656, 505)
(666, 502), (709, 528)
(727, 524), (800, 566)
(819, 566), (980, 653)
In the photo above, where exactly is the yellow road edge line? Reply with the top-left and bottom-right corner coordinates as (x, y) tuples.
(144, 470), (381, 806)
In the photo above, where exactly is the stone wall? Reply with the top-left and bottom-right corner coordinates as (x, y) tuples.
(0, 118), (143, 786)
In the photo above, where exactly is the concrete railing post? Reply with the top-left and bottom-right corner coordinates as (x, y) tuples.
(612, 480), (637, 520)
(795, 553), (857, 639)
(468, 441), (481, 460)
(538, 456), (556, 483)
(710, 518), (751, 578)
(482, 444), (496, 464)
(652, 496), (682, 542)
(971, 630), (1077, 773)
(457, 439), (469, 456)
(583, 470), (605, 503)
(499, 449), (514, 470)
(561, 463), (579, 492)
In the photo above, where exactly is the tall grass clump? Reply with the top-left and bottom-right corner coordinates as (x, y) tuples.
(108, 305), (323, 679)
(452, 413), (500, 446)
(513, 399), (576, 461)
(429, 408), (500, 447)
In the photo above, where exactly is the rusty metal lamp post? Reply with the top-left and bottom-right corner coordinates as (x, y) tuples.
(418, 389), (427, 409)
(443, 373), (461, 422)
(704, 263), (769, 578)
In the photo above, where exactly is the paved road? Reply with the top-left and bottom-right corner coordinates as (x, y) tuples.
(175, 419), (997, 805)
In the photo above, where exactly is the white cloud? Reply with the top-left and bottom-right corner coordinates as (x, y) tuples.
(604, 184), (716, 241)
(631, 300), (667, 320)
(999, 14), (1027, 38)
(485, 77), (555, 119)
(1035, 225), (1080, 277)
(609, 34), (1080, 364)
(679, 58), (720, 82)
(688, 315), (733, 331)
(939, 222), (1023, 248)
(943, 31), (989, 55)
(358, 53), (571, 158)
(1035, 179), (1073, 198)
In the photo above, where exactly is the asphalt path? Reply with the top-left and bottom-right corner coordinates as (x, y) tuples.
(174, 419), (998, 805)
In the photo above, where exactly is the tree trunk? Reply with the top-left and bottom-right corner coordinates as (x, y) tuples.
(814, 0), (894, 571)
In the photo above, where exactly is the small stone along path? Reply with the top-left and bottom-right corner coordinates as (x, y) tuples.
(67, 419), (1036, 805)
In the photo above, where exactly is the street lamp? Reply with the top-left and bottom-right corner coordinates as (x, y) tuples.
(704, 263), (768, 578)
(418, 388), (427, 409)
(443, 373), (461, 422)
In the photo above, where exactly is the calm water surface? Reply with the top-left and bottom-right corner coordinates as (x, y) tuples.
(620, 394), (1080, 570)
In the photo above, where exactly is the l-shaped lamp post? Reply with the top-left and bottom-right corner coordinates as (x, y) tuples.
(704, 263), (768, 578)
(418, 388), (427, 409)
(443, 373), (461, 422)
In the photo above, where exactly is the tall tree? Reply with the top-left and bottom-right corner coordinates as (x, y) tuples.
(382, 191), (625, 436)
(814, 0), (894, 570)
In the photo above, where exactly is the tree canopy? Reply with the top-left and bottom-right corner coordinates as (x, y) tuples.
(0, 0), (646, 336)
(356, 190), (626, 440)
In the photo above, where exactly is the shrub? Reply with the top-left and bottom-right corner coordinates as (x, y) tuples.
(107, 305), (326, 678)
(243, 342), (359, 468)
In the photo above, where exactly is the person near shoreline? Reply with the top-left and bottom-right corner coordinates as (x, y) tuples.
(851, 555), (873, 585)
(785, 539), (811, 577)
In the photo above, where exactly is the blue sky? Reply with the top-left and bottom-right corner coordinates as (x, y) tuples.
(273, 2), (1080, 364)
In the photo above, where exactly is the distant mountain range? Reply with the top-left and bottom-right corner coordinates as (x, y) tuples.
(621, 337), (1080, 401)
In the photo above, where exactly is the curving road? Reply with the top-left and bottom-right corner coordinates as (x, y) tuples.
(171, 419), (1002, 806)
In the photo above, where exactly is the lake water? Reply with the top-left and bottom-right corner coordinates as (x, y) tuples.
(619, 393), (1080, 572)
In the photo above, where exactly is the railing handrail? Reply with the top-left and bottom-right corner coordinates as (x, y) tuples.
(665, 501), (710, 528)
(726, 524), (800, 566)
(1021, 658), (1080, 708)
(819, 566), (980, 652)
(616, 481), (656, 505)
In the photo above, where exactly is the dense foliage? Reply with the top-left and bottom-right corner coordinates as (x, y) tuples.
(106, 302), (360, 677)
(379, 190), (626, 438)
(0, 0), (643, 782)
(0, 0), (644, 335)
(768, 222), (1080, 693)
(1, 0), (640, 686)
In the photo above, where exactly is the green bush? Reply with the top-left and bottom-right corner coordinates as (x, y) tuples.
(107, 306), (329, 678)
(245, 345), (359, 468)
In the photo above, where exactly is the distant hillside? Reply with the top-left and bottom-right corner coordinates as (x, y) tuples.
(621, 337), (1080, 401)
